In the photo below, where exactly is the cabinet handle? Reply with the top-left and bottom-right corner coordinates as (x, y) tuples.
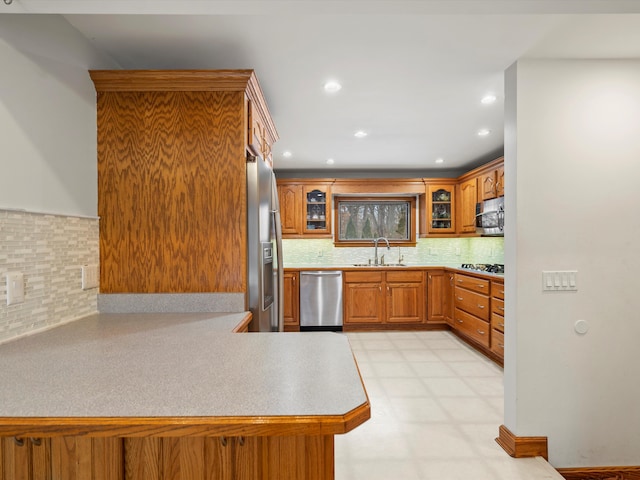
(449, 275), (454, 285)
(499, 343), (504, 348)
(498, 306), (504, 311)
(220, 437), (228, 447)
(477, 329), (486, 335)
(500, 290), (504, 295)
(498, 323), (504, 328)
(457, 279), (463, 283)
(477, 305), (485, 309)
(379, 286), (382, 293)
(14, 437), (24, 447)
(387, 286), (390, 295)
(238, 436), (245, 447)
(30, 438), (41, 446)
(456, 319), (463, 324)
(477, 284), (485, 288)
(457, 296), (463, 301)
(293, 277), (295, 284)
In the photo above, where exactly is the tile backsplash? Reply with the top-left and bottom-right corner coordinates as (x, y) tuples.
(0, 209), (99, 344)
(282, 237), (504, 267)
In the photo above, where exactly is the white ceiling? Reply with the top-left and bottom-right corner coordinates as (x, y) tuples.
(5, 1), (640, 173)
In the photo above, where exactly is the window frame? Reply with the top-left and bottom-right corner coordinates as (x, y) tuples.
(333, 195), (417, 247)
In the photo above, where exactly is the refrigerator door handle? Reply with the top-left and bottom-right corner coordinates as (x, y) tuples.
(271, 171), (284, 332)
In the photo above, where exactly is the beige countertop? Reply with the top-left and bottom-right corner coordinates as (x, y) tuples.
(0, 313), (369, 435)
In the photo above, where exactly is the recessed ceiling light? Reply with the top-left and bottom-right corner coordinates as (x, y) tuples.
(435, 158), (444, 164)
(326, 158), (335, 165)
(323, 81), (342, 93)
(282, 151), (292, 158)
(481, 94), (497, 105)
(354, 130), (368, 138)
(477, 129), (491, 137)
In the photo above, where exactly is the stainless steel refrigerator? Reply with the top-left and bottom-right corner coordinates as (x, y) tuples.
(246, 154), (284, 332)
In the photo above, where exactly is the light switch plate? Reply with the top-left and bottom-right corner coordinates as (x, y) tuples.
(6, 272), (25, 305)
(542, 271), (578, 292)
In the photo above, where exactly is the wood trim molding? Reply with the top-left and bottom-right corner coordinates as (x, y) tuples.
(0, 401), (370, 438)
(556, 466), (640, 480)
(495, 425), (548, 461)
(89, 69), (255, 92)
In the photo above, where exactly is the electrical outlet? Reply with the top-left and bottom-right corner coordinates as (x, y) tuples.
(6, 272), (25, 305)
(82, 265), (99, 290)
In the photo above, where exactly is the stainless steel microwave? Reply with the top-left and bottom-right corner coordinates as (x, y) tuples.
(476, 197), (504, 236)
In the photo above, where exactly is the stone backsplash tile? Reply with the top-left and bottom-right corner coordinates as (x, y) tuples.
(0, 209), (99, 344)
(282, 237), (504, 267)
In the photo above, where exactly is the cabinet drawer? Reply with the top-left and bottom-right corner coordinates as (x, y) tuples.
(453, 308), (490, 348)
(492, 298), (505, 316)
(386, 270), (423, 283)
(344, 271), (383, 283)
(454, 274), (490, 294)
(491, 329), (504, 357)
(454, 286), (490, 320)
(491, 313), (505, 333)
(492, 281), (504, 299)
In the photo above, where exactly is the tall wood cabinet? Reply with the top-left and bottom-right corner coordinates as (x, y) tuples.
(90, 70), (278, 293)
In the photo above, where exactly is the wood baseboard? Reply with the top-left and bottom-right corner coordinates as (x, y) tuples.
(556, 466), (640, 480)
(495, 425), (548, 460)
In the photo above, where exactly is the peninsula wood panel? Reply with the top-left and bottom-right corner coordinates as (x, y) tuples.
(97, 90), (246, 293)
(50, 437), (123, 480)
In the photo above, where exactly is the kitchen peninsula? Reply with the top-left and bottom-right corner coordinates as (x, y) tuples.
(0, 313), (370, 479)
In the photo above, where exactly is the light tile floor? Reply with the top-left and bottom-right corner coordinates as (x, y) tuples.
(335, 331), (562, 480)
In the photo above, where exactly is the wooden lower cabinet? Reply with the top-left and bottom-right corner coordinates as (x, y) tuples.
(490, 279), (505, 360)
(1, 435), (334, 480)
(1, 437), (51, 480)
(452, 273), (491, 349)
(426, 269), (448, 325)
(344, 270), (425, 328)
(283, 271), (300, 331)
(1, 437), (123, 480)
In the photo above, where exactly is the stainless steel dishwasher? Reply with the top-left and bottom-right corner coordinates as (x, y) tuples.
(299, 271), (343, 331)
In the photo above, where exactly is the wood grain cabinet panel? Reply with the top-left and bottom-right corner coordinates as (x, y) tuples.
(344, 270), (425, 328)
(277, 185), (303, 235)
(1, 436), (51, 480)
(91, 70), (278, 294)
(454, 286), (490, 321)
(426, 270), (447, 325)
(344, 282), (385, 324)
(283, 271), (300, 331)
(457, 178), (478, 234)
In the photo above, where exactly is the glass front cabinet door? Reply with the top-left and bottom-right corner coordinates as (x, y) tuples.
(427, 184), (455, 234)
(303, 184), (332, 235)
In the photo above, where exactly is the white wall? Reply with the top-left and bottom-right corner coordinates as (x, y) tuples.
(504, 59), (640, 467)
(0, 14), (118, 217)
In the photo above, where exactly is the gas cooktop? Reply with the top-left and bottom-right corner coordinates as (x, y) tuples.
(460, 263), (505, 274)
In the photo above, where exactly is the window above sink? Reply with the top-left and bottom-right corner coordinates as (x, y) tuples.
(334, 196), (417, 247)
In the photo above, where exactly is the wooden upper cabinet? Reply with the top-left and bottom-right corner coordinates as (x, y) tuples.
(496, 164), (505, 197)
(458, 178), (478, 234)
(276, 180), (334, 238)
(277, 184), (303, 235)
(303, 184), (332, 236)
(426, 184), (456, 234)
(478, 159), (505, 201)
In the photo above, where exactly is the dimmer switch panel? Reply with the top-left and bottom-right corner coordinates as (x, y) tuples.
(6, 272), (25, 305)
(542, 271), (578, 292)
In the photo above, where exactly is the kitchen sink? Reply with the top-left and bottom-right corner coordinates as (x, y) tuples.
(352, 263), (406, 267)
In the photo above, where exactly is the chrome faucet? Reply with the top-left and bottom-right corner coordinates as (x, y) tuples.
(373, 237), (390, 265)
